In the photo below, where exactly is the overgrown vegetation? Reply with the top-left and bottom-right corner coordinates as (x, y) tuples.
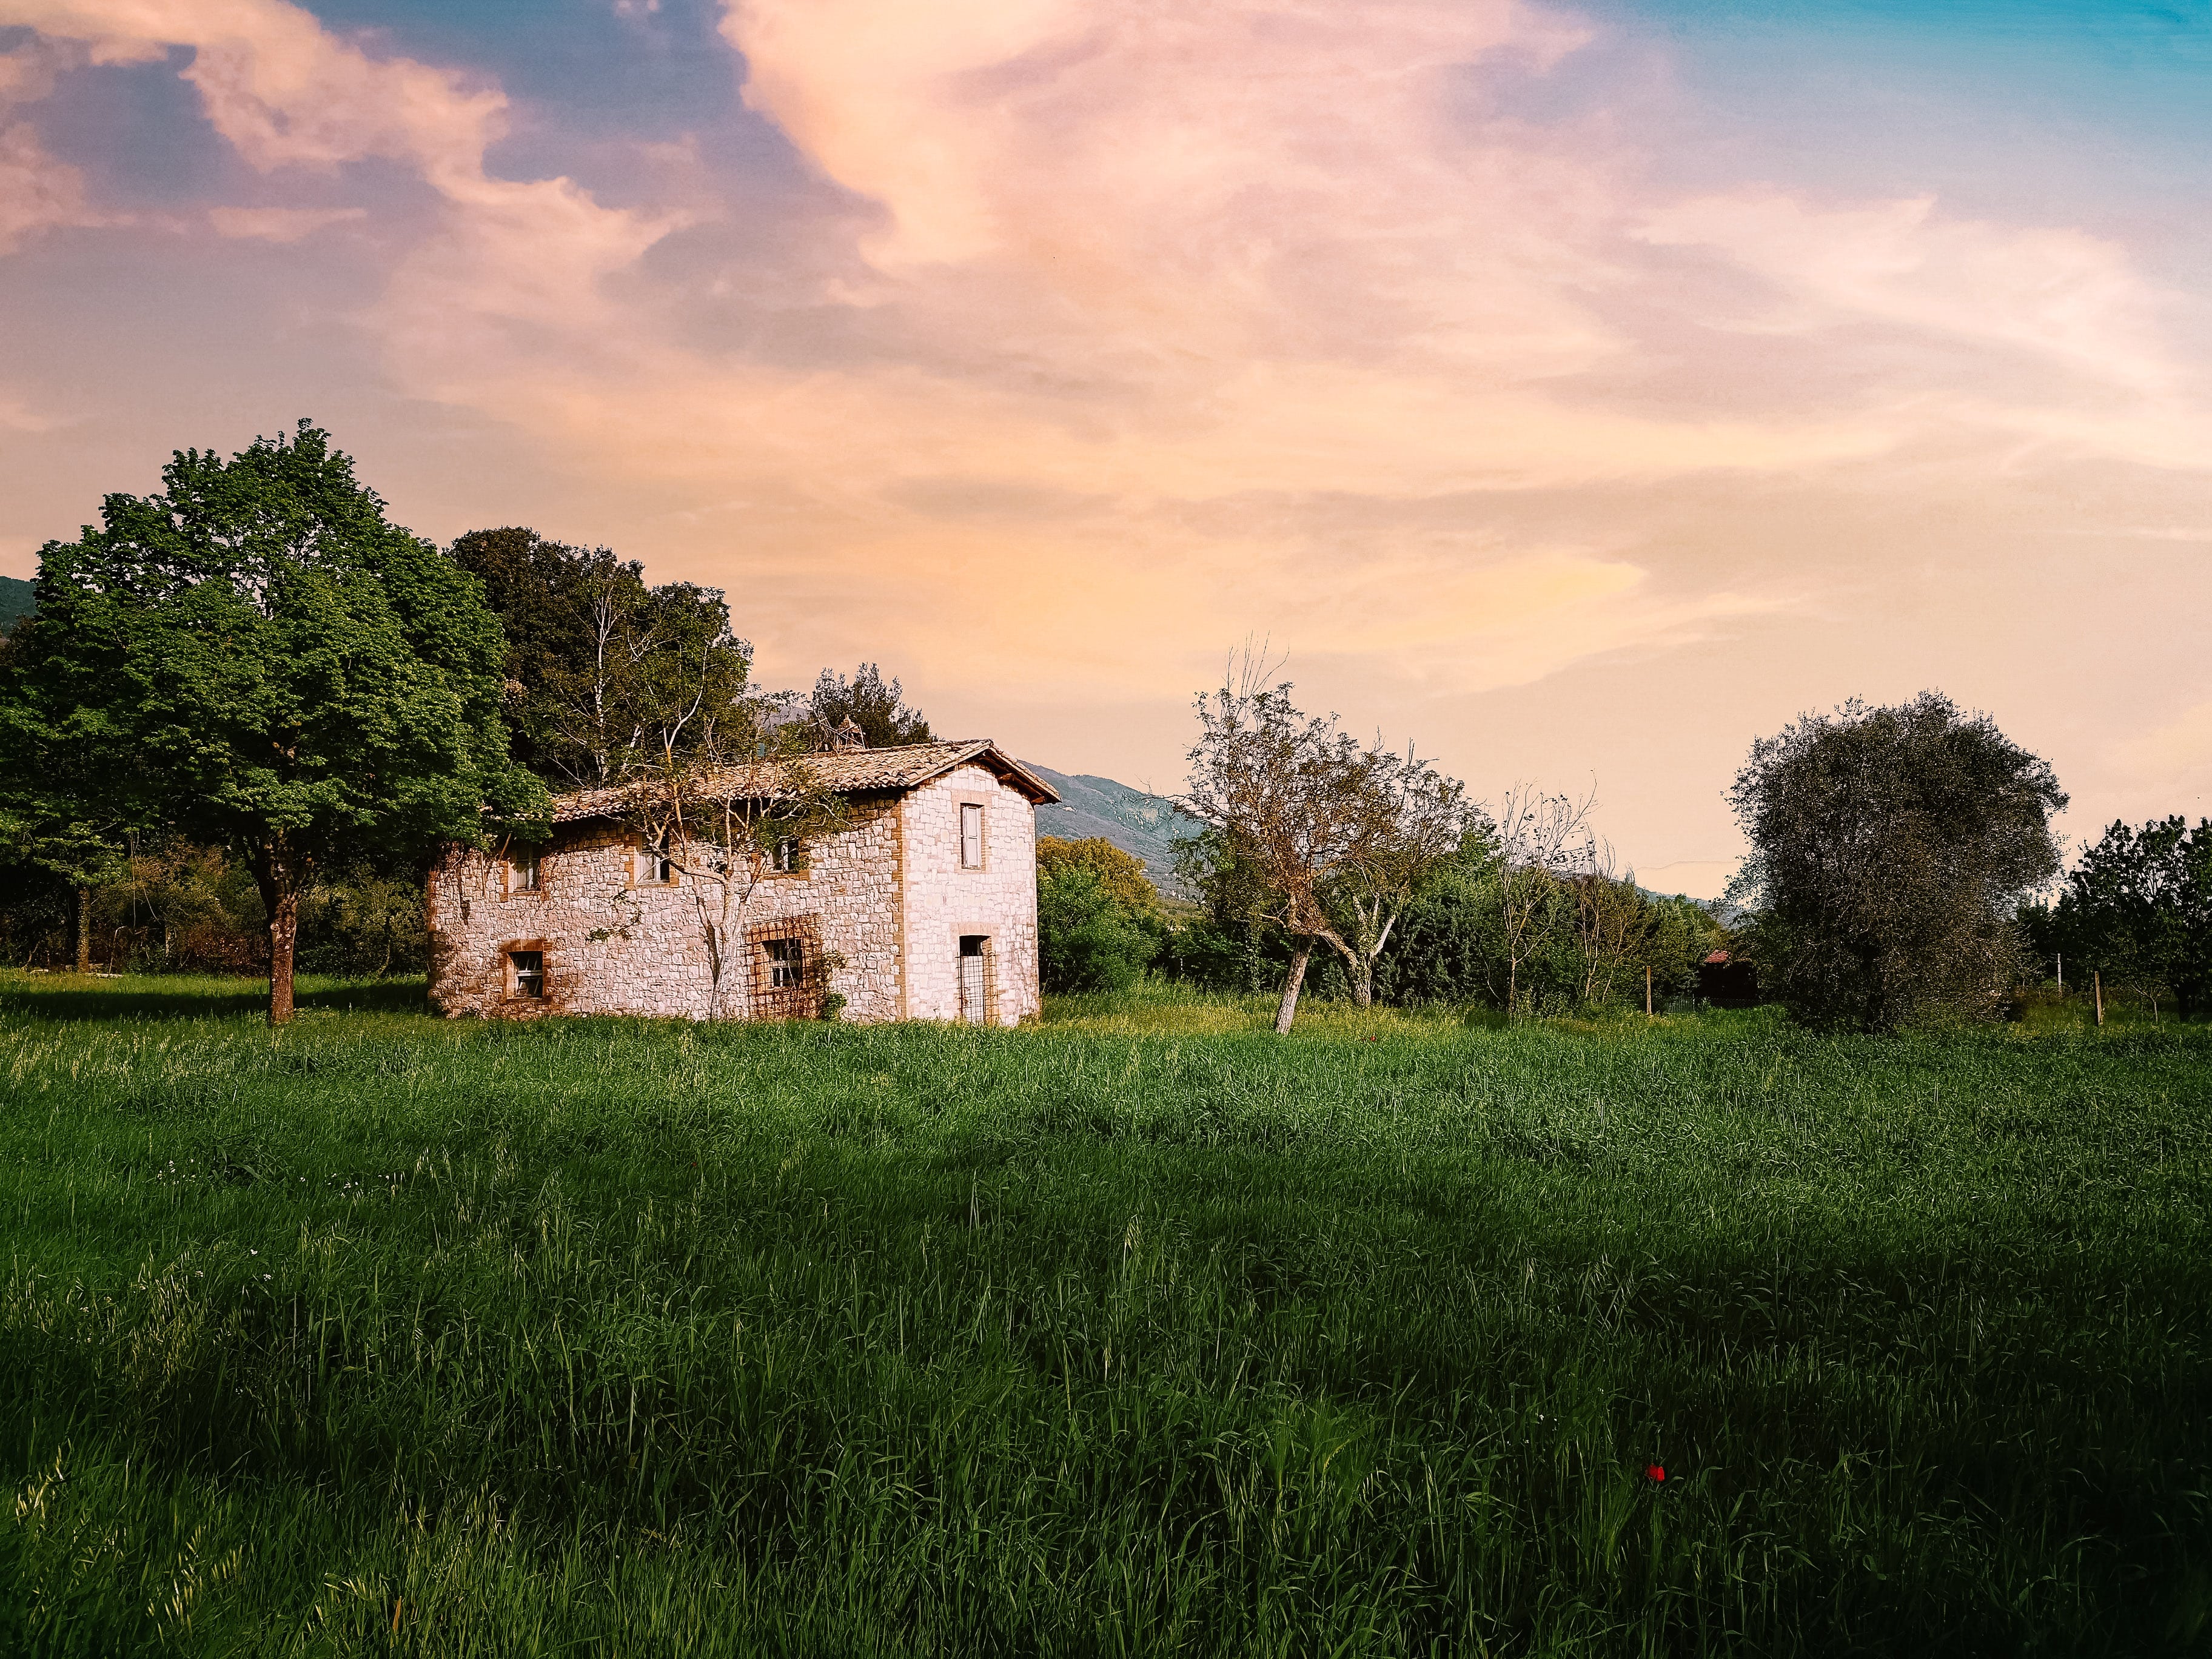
(2, 972), (2206, 1655)
(1164, 826), (1726, 1017)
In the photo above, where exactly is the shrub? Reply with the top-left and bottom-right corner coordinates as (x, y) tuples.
(1038, 865), (1157, 993)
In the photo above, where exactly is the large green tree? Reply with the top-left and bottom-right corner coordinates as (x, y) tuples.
(1729, 692), (2064, 1030)
(0, 424), (544, 1023)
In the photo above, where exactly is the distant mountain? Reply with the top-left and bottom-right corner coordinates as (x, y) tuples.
(1022, 762), (1200, 899)
(0, 574), (33, 637)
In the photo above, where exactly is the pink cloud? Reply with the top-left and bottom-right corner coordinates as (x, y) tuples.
(208, 203), (365, 241)
(1636, 189), (2180, 394)
(0, 35), (108, 250)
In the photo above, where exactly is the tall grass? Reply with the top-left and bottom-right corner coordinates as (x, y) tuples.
(1, 970), (2207, 1655)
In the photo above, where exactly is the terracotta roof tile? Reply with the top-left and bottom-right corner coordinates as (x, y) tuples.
(548, 740), (1059, 823)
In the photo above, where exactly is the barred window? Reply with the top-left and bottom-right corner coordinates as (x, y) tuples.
(748, 917), (823, 1019)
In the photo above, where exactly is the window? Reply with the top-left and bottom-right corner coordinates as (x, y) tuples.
(771, 837), (805, 874)
(509, 950), (545, 999)
(511, 853), (540, 893)
(764, 935), (805, 990)
(641, 837), (674, 884)
(960, 802), (985, 870)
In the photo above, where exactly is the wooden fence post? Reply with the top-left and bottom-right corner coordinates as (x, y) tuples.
(1645, 964), (1652, 1018)
(2094, 971), (2103, 1027)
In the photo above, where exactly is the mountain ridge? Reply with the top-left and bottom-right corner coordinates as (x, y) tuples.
(0, 574), (33, 637)
(1021, 760), (1198, 899)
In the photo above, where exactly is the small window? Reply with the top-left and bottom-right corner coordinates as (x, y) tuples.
(642, 837), (674, 884)
(960, 802), (985, 870)
(772, 837), (805, 874)
(511, 853), (540, 893)
(510, 950), (545, 999)
(764, 936), (804, 989)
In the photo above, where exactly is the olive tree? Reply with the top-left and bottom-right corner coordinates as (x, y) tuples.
(1729, 692), (2064, 1030)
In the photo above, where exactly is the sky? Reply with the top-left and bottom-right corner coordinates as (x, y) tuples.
(0, 0), (2207, 898)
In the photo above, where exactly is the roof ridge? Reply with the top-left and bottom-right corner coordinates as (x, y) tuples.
(544, 737), (1055, 822)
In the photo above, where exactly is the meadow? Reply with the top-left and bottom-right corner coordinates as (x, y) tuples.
(1, 971), (2207, 1656)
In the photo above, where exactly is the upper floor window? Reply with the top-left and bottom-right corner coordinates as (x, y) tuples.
(641, 836), (674, 885)
(772, 837), (806, 874)
(960, 802), (985, 870)
(511, 852), (540, 893)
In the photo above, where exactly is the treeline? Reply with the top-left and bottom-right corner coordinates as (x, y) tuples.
(1036, 831), (1726, 1013)
(0, 846), (426, 978)
(2022, 816), (2212, 1013)
(1053, 676), (2202, 1034)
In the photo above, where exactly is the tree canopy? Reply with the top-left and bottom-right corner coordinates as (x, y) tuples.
(806, 663), (932, 749)
(0, 423), (543, 1022)
(1037, 835), (1162, 917)
(2026, 816), (2212, 1012)
(1729, 692), (2064, 1030)
(450, 526), (754, 789)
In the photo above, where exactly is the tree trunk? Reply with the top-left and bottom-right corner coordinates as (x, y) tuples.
(1274, 940), (1312, 1034)
(1350, 957), (1373, 1007)
(74, 886), (92, 974)
(252, 841), (306, 1028)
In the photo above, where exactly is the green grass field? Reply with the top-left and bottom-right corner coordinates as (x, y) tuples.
(2, 972), (2207, 1655)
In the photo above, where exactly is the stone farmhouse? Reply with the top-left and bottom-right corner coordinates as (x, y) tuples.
(425, 737), (1060, 1024)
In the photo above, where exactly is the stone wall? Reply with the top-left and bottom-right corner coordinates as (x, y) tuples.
(427, 794), (908, 1022)
(897, 764), (1042, 1025)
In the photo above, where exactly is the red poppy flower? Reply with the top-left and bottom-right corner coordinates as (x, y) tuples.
(1646, 1464), (1666, 1482)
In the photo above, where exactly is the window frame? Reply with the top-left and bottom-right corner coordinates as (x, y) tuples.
(958, 800), (987, 871)
(763, 934), (805, 990)
(634, 834), (677, 886)
(507, 850), (543, 896)
(508, 948), (546, 1000)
